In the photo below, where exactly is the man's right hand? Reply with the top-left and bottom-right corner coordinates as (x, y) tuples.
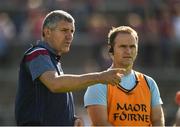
(98, 68), (125, 85)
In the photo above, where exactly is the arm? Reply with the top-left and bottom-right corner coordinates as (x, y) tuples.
(151, 104), (165, 126)
(26, 49), (124, 93)
(39, 68), (124, 93)
(146, 76), (164, 125)
(86, 105), (112, 126)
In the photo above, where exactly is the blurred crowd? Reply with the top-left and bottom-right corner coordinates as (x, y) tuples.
(0, 0), (180, 69)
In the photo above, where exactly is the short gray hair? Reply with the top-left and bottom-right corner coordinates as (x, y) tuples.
(42, 10), (75, 37)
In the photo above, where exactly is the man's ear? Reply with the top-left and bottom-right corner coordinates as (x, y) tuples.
(108, 45), (114, 60)
(43, 28), (51, 38)
(108, 45), (112, 52)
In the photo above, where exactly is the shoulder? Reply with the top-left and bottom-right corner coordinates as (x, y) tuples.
(135, 71), (163, 105)
(84, 83), (107, 106)
(143, 74), (156, 85)
(142, 73), (159, 93)
(135, 71), (156, 83)
(135, 71), (157, 89)
(24, 46), (49, 62)
(86, 83), (107, 94)
(25, 46), (48, 56)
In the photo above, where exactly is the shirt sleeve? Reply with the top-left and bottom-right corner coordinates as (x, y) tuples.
(25, 48), (56, 81)
(146, 76), (163, 106)
(84, 84), (107, 107)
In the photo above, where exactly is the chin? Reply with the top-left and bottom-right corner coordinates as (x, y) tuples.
(63, 49), (70, 53)
(122, 63), (132, 68)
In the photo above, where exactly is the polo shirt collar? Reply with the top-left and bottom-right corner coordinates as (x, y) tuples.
(37, 40), (61, 60)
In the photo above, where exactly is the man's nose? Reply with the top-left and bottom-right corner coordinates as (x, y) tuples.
(66, 32), (73, 39)
(125, 47), (131, 53)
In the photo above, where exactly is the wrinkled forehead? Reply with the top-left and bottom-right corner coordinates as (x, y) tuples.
(55, 20), (75, 30)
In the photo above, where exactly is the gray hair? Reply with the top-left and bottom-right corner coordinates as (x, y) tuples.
(42, 10), (75, 37)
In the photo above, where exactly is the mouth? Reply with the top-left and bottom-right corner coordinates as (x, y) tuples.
(123, 56), (132, 58)
(123, 57), (133, 61)
(64, 42), (71, 48)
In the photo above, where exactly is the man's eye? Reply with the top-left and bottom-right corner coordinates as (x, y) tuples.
(61, 29), (67, 32)
(130, 45), (136, 48)
(120, 45), (126, 48)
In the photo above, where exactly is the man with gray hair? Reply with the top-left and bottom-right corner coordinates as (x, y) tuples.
(15, 10), (124, 126)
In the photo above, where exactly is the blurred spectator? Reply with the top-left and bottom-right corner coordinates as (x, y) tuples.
(0, 30), (7, 63)
(86, 13), (109, 70)
(174, 91), (180, 126)
(19, 9), (44, 43)
(171, 2), (180, 67)
(0, 13), (16, 41)
(128, 0), (148, 17)
(158, 4), (175, 67)
(143, 15), (161, 67)
(83, 59), (100, 73)
(0, 12), (16, 65)
(71, 0), (92, 32)
(172, 3), (180, 42)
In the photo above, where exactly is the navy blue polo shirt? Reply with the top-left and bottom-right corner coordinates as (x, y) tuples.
(15, 41), (75, 125)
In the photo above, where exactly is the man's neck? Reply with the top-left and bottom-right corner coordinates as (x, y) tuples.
(110, 64), (133, 76)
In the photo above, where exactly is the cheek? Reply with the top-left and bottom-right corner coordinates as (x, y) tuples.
(113, 51), (122, 60)
(51, 37), (63, 49)
(54, 35), (63, 44)
(114, 49), (122, 56)
(132, 50), (138, 60)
